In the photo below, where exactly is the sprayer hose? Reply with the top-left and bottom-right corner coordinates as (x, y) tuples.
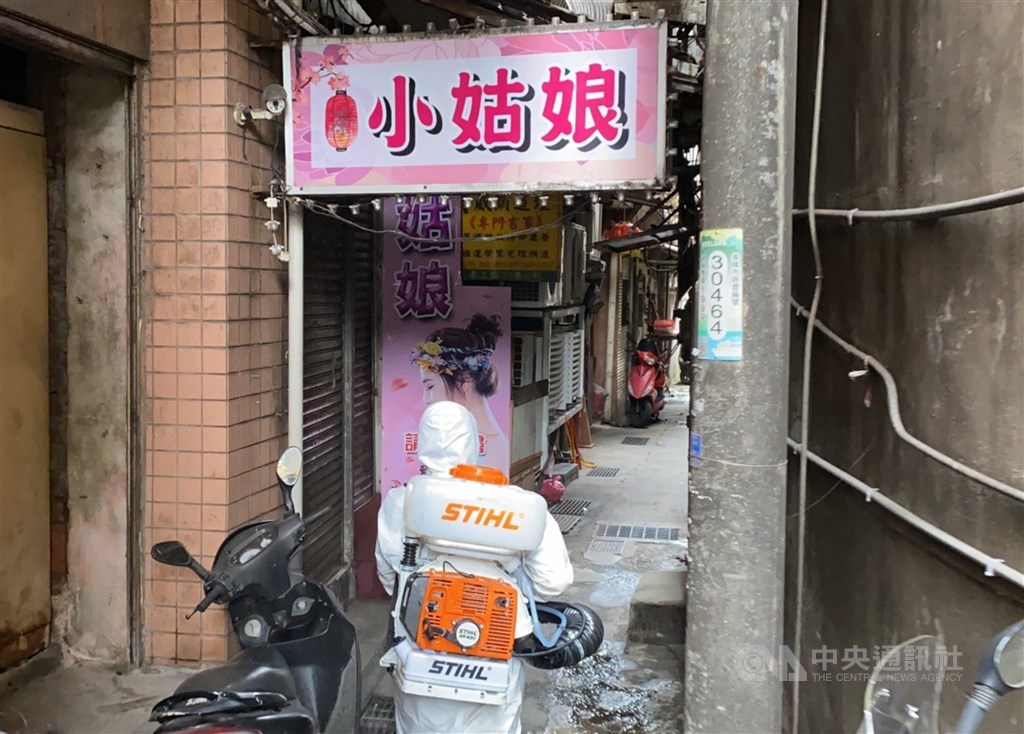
(513, 601), (605, 670)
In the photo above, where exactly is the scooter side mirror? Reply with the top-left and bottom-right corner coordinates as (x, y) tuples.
(276, 446), (303, 514)
(974, 619), (1024, 694)
(152, 540), (193, 567)
(954, 619), (1024, 734)
(994, 621), (1024, 689)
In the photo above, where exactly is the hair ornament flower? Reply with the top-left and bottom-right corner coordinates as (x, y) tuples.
(412, 339), (493, 375)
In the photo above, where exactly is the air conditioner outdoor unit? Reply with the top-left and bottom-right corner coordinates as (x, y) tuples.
(511, 332), (543, 389)
(509, 280), (563, 309)
(504, 222), (582, 309)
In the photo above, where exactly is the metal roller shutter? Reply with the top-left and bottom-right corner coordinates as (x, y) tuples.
(303, 214), (347, 583)
(302, 210), (378, 583)
(345, 221), (376, 511)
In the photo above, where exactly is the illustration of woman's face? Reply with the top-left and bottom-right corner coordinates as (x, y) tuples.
(420, 367), (448, 405)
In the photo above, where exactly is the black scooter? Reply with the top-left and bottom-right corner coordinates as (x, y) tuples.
(149, 447), (360, 734)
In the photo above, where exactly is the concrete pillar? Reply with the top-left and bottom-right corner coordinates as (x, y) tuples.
(684, 1), (799, 732)
(63, 66), (132, 662)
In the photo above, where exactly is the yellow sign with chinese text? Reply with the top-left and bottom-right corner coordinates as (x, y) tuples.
(461, 197), (564, 282)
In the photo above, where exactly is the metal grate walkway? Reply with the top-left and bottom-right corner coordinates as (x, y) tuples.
(360, 695), (397, 734)
(593, 524), (681, 542)
(549, 499), (594, 516)
(554, 515), (584, 534)
(587, 539), (627, 555)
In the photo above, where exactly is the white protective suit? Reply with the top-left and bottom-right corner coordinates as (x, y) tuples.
(376, 401), (573, 734)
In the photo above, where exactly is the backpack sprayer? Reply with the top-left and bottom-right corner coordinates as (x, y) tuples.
(380, 465), (603, 706)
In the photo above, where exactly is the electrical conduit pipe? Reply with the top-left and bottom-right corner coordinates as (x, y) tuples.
(791, 299), (1024, 503)
(287, 202), (304, 514)
(792, 186), (1024, 223)
(786, 438), (1024, 590)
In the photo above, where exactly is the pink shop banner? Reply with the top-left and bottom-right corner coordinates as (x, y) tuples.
(379, 195), (512, 498)
(283, 22), (667, 195)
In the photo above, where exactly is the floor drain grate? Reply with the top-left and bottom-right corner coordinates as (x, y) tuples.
(587, 466), (621, 478)
(587, 539), (627, 555)
(594, 524), (681, 543)
(360, 695), (397, 734)
(622, 436), (650, 446)
(549, 499), (594, 516)
(554, 515), (583, 534)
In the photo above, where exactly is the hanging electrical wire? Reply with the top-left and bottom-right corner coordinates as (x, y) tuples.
(792, 2), (829, 733)
(292, 195), (587, 244)
(633, 188), (679, 230)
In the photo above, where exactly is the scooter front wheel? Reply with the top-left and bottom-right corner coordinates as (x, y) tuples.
(628, 399), (653, 428)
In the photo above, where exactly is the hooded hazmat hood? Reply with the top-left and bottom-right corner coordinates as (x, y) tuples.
(417, 401), (479, 476)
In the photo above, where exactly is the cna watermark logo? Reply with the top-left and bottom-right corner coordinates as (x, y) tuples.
(734, 643), (965, 684)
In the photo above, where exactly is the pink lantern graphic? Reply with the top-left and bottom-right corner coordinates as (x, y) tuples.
(325, 90), (358, 151)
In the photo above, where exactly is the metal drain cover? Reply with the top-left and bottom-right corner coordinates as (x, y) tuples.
(622, 436), (650, 446)
(594, 524), (681, 543)
(554, 515), (583, 533)
(549, 499), (593, 516)
(360, 695), (396, 734)
(587, 466), (621, 478)
(587, 539), (626, 555)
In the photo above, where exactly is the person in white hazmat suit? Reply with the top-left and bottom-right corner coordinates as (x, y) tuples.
(376, 401), (574, 734)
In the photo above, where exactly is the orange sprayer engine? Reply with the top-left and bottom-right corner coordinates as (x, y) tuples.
(400, 569), (519, 661)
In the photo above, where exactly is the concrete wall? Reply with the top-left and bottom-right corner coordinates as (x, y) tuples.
(56, 66), (133, 661)
(1, 0), (150, 60)
(788, 1), (1024, 732)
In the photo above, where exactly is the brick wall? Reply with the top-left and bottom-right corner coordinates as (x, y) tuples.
(142, 0), (287, 665)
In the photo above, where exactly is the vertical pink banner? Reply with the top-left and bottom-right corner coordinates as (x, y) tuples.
(380, 196), (512, 497)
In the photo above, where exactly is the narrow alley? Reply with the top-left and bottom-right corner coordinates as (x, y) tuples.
(2, 1), (1022, 733)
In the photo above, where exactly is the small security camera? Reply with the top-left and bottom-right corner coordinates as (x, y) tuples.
(263, 84), (288, 116)
(234, 84), (289, 127)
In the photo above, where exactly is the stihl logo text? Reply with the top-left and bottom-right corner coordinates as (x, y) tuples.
(428, 660), (490, 680)
(440, 503), (521, 530)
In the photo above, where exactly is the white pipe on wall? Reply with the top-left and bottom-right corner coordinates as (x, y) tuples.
(787, 439), (1024, 590)
(791, 299), (1024, 502)
(287, 202), (305, 515)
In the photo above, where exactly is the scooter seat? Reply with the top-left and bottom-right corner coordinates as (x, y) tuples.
(164, 646), (298, 704)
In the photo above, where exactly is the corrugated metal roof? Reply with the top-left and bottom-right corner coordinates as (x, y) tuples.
(562, 0), (614, 21)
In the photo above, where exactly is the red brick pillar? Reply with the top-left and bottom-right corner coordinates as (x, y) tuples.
(143, 0), (286, 665)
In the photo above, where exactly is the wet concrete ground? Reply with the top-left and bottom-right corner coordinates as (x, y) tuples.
(1, 393), (689, 734)
(520, 393), (689, 734)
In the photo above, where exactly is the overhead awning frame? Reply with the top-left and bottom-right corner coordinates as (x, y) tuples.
(592, 222), (688, 253)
